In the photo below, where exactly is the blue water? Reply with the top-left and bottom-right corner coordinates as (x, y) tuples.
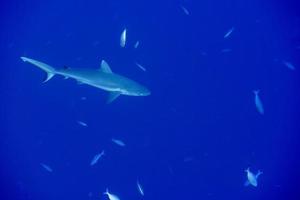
(1, 0), (300, 199)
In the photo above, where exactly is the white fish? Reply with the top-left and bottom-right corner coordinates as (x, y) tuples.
(111, 138), (126, 147)
(120, 29), (127, 48)
(103, 188), (120, 200)
(282, 60), (295, 70)
(40, 163), (53, 172)
(134, 41), (140, 49)
(135, 62), (147, 72)
(180, 5), (190, 15)
(244, 168), (263, 187)
(136, 180), (144, 196)
(224, 27), (235, 38)
(77, 121), (88, 127)
(90, 150), (105, 166)
(253, 90), (264, 115)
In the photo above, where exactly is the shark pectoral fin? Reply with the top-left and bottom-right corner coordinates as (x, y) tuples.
(107, 92), (121, 104)
(43, 72), (55, 83)
(100, 60), (113, 73)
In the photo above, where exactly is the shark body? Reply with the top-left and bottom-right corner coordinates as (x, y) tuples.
(20, 57), (150, 103)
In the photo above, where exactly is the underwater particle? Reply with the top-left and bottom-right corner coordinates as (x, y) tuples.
(111, 138), (126, 147)
(244, 168), (263, 187)
(135, 62), (147, 72)
(120, 29), (127, 47)
(136, 180), (144, 196)
(40, 163), (53, 172)
(77, 121), (88, 127)
(282, 60), (295, 70)
(90, 150), (105, 166)
(103, 188), (120, 200)
(253, 90), (264, 115)
(224, 27), (235, 38)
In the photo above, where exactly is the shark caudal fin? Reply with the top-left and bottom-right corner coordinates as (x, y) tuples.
(20, 57), (56, 83)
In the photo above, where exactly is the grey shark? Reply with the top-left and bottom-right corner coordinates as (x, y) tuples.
(20, 57), (150, 103)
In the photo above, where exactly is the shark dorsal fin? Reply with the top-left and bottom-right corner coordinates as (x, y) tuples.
(100, 60), (113, 73)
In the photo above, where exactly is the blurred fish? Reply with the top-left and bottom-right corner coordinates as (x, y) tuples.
(244, 168), (263, 187)
(221, 48), (232, 53)
(253, 90), (264, 115)
(77, 121), (88, 127)
(135, 62), (147, 72)
(224, 27), (235, 38)
(103, 189), (120, 200)
(180, 5), (190, 15)
(136, 180), (144, 196)
(282, 60), (295, 70)
(40, 163), (53, 172)
(90, 150), (105, 166)
(134, 41), (139, 49)
(120, 29), (127, 47)
(111, 138), (126, 147)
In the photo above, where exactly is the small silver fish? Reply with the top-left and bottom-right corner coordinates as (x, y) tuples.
(134, 41), (139, 49)
(40, 163), (53, 172)
(180, 5), (190, 15)
(253, 90), (264, 115)
(90, 150), (105, 166)
(244, 168), (263, 187)
(103, 188), (120, 200)
(77, 121), (88, 127)
(282, 60), (295, 70)
(120, 29), (127, 48)
(135, 62), (147, 72)
(111, 138), (126, 147)
(136, 180), (144, 196)
(224, 27), (235, 38)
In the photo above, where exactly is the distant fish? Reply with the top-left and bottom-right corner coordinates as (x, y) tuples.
(77, 121), (88, 127)
(221, 48), (232, 53)
(224, 27), (235, 39)
(40, 163), (53, 172)
(80, 96), (87, 100)
(253, 90), (264, 115)
(90, 150), (105, 166)
(111, 138), (126, 147)
(244, 168), (263, 187)
(103, 188), (120, 200)
(183, 156), (194, 162)
(134, 41), (140, 49)
(282, 60), (295, 70)
(120, 29), (127, 48)
(135, 62), (147, 72)
(136, 180), (144, 196)
(180, 5), (190, 15)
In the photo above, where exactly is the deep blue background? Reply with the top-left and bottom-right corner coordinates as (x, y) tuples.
(1, 0), (299, 199)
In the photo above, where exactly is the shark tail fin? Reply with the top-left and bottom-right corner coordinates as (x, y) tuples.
(43, 72), (55, 83)
(20, 56), (56, 83)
